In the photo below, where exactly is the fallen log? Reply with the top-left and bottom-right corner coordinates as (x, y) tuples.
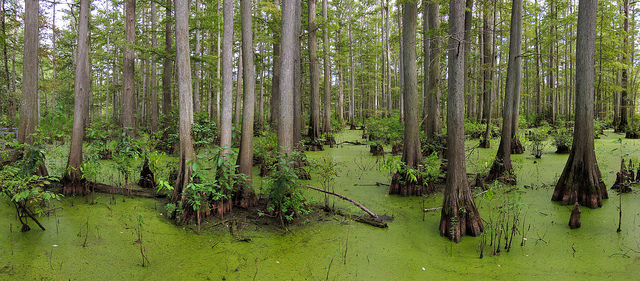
(305, 185), (379, 219)
(90, 182), (162, 198)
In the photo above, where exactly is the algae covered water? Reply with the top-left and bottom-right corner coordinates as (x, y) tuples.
(1, 129), (640, 280)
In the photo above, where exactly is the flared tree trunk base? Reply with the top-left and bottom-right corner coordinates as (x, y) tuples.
(555, 145), (570, 154)
(370, 145), (384, 156)
(388, 172), (434, 196)
(391, 144), (403, 155)
(486, 160), (516, 185)
(511, 138), (525, 154)
(138, 158), (156, 189)
(479, 138), (490, 148)
(552, 159), (608, 209)
(439, 197), (483, 243)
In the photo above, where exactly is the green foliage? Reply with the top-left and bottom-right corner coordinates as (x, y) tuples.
(112, 131), (142, 187)
(527, 126), (549, 158)
(594, 119), (607, 138)
(382, 152), (441, 183)
(310, 155), (342, 207)
(0, 140), (62, 229)
(39, 107), (71, 144)
(254, 130), (278, 171)
(263, 152), (310, 223)
(209, 147), (246, 195)
(366, 114), (403, 145)
(193, 112), (219, 150)
(551, 128), (573, 152)
(422, 133), (446, 155)
(464, 121), (485, 139)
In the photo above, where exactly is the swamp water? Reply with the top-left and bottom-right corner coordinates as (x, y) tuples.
(1, 129), (640, 280)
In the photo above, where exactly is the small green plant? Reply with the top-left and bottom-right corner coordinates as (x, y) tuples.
(310, 155), (342, 208)
(263, 152), (310, 226)
(551, 128), (572, 153)
(527, 126), (549, 158)
(112, 131), (142, 188)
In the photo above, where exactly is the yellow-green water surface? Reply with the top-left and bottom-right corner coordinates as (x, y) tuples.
(1, 129), (640, 280)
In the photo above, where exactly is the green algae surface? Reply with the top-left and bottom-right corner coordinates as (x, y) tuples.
(2, 129), (640, 280)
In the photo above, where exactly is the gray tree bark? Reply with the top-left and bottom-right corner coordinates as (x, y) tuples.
(552, 0), (608, 211)
(424, 0), (441, 139)
(65, 0), (90, 185)
(440, 0), (483, 243)
(322, 0), (331, 133)
(172, 0), (196, 204)
(488, 0), (523, 182)
(162, 0), (173, 119)
(308, 0), (321, 141)
(220, 0), (234, 158)
(236, 0), (257, 205)
(122, 0), (136, 137)
(278, 0), (297, 154)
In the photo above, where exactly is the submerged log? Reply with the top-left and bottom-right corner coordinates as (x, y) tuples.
(90, 182), (162, 198)
(305, 185), (379, 219)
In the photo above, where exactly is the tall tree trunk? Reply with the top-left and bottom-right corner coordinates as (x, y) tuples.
(322, 0), (331, 133)
(488, 0), (522, 182)
(234, 49), (243, 128)
(440, 0), (483, 243)
(216, 1), (221, 125)
(220, 0), (234, 158)
(150, 2), (158, 132)
(463, 0), (473, 117)
(19, 0), (47, 175)
(548, 0), (557, 124)
(425, 0), (441, 139)
(293, 1), (303, 146)
(1, 0), (9, 119)
(193, 0), (201, 113)
(552, 0), (608, 212)
(236, 0), (257, 206)
(172, 0), (196, 209)
(308, 0), (321, 141)
(51, 1), (57, 112)
(122, 0), (136, 137)
(479, 6), (494, 148)
(398, 4), (404, 122)
(65, 0), (90, 187)
(162, 0), (173, 120)
(278, 0), (296, 154)
(271, 0), (281, 128)
(400, 1), (420, 168)
(618, 0), (629, 132)
(348, 0), (355, 128)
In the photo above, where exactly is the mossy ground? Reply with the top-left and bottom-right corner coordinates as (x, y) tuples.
(1, 129), (639, 280)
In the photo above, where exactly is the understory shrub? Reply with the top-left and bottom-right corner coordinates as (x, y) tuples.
(263, 152), (310, 225)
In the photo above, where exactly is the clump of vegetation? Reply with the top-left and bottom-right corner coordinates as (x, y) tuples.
(310, 155), (342, 209)
(477, 183), (530, 258)
(527, 126), (549, 158)
(594, 118), (607, 138)
(39, 107), (71, 144)
(421, 132), (446, 156)
(464, 121), (485, 139)
(192, 112), (219, 150)
(254, 131), (278, 176)
(366, 114), (403, 146)
(385, 152), (441, 196)
(262, 152), (310, 226)
(0, 141), (61, 232)
(551, 128), (572, 154)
